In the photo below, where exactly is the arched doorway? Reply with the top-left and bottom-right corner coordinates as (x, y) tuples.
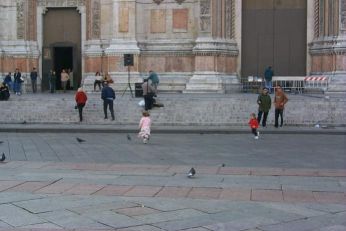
(42, 7), (81, 91)
(241, 0), (307, 78)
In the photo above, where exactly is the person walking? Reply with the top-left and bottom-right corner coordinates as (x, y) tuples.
(264, 66), (274, 93)
(60, 69), (69, 92)
(248, 113), (259, 139)
(101, 81), (115, 120)
(13, 68), (22, 95)
(138, 111), (151, 144)
(142, 78), (155, 111)
(75, 87), (88, 122)
(30, 67), (38, 93)
(49, 70), (56, 93)
(4, 72), (13, 92)
(257, 87), (271, 127)
(274, 85), (288, 128)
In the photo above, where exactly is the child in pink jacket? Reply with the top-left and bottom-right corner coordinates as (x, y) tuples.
(138, 111), (151, 144)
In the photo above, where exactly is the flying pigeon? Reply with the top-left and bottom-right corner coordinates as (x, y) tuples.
(187, 167), (196, 178)
(0, 153), (5, 162)
(76, 137), (86, 143)
(127, 134), (131, 141)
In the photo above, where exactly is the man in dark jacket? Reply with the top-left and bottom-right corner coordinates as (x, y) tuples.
(30, 67), (38, 93)
(101, 81), (115, 120)
(264, 66), (274, 93)
(142, 78), (155, 110)
(257, 87), (271, 127)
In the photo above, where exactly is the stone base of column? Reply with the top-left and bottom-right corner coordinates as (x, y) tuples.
(327, 72), (346, 93)
(183, 72), (239, 93)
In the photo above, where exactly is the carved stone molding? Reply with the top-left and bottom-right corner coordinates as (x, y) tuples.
(341, 0), (346, 34)
(153, 0), (164, 5)
(91, 0), (100, 39)
(17, 0), (25, 39)
(37, 0), (85, 7)
(175, 0), (185, 4)
(200, 0), (211, 32)
(314, 0), (320, 38)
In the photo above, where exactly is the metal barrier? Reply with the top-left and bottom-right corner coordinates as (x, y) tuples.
(241, 76), (264, 93)
(272, 76), (305, 94)
(304, 76), (329, 93)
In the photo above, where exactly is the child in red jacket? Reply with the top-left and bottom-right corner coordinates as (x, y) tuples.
(75, 87), (88, 122)
(248, 113), (259, 139)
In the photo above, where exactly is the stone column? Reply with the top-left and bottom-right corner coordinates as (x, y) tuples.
(184, 0), (239, 93)
(309, 0), (346, 93)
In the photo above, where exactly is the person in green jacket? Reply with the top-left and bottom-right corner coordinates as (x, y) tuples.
(257, 87), (271, 127)
(148, 70), (159, 91)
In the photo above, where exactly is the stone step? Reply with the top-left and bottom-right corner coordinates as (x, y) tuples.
(1, 93), (345, 126)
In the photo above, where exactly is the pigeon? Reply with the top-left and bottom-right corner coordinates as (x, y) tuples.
(0, 153), (5, 162)
(221, 163), (226, 167)
(127, 134), (131, 141)
(22, 120), (27, 124)
(0, 141), (3, 144)
(76, 137), (86, 143)
(187, 167), (196, 178)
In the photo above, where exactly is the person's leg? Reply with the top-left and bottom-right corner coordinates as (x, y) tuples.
(144, 96), (150, 110)
(103, 100), (108, 119)
(279, 109), (284, 126)
(262, 112), (268, 127)
(257, 111), (263, 124)
(97, 81), (102, 90)
(94, 81), (97, 91)
(274, 109), (279, 127)
(109, 101), (115, 120)
(77, 104), (83, 121)
(251, 128), (257, 136)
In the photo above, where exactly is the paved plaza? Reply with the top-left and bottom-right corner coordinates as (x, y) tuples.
(0, 129), (345, 231)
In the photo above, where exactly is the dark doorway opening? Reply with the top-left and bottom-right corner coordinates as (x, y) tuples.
(54, 47), (73, 90)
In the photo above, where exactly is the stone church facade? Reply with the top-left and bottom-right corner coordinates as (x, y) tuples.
(0, 0), (345, 93)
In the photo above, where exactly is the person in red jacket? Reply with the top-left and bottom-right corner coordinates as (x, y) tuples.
(75, 87), (88, 122)
(248, 113), (259, 139)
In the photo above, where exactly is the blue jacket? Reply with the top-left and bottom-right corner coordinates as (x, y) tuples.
(101, 86), (115, 100)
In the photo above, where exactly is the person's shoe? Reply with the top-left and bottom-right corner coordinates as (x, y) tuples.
(104, 117), (108, 119)
(254, 136), (259, 140)
(280, 124), (283, 127)
(143, 138), (148, 144)
(274, 125), (278, 128)
(257, 131), (260, 137)
(111, 117), (115, 121)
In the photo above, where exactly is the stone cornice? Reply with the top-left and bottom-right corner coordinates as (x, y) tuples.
(193, 37), (239, 56)
(0, 40), (40, 57)
(37, 0), (85, 7)
(309, 36), (346, 55)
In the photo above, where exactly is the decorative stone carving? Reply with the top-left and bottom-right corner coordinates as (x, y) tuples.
(37, 0), (85, 7)
(200, 0), (211, 32)
(225, 0), (233, 39)
(314, 0), (320, 38)
(153, 0), (163, 5)
(17, 0), (25, 39)
(92, 0), (100, 38)
(341, 0), (346, 33)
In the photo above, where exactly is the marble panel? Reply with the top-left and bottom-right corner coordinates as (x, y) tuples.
(119, 7), (129, 32)
(311, 55), (322, 72)
(322, 54), (333, 72)
(195, 56), (215, 72)
(151, 9), (166, 33)
(173, 9), (188, 32)
(85, 57), (102, 73)
(140, 56), (166, 72)
(165, 56), (194, 72)
(336, 54), (346, 71)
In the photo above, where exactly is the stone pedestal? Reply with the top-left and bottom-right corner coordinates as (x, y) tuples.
(184, 38), (239, 93)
